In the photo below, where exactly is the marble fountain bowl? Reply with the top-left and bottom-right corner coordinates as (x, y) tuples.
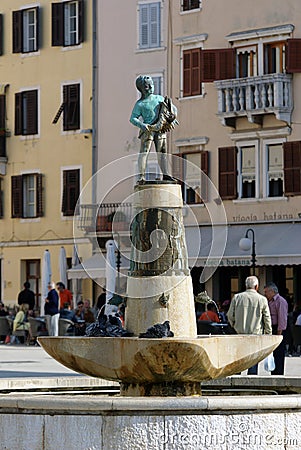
(38, 335), (282, 395)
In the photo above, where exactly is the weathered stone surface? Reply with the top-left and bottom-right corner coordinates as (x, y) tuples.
(39, 335), (282, 395)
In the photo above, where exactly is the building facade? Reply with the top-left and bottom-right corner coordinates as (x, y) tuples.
(0, 0), (93, 310)
(170, 0), (301, 306)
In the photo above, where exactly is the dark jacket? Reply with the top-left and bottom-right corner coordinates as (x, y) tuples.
(18, 288), (35, 310)
(45, 289), (59, 316)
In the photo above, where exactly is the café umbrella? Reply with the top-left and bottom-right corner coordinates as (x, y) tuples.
(59, 246), (68, 288)
(41, 249), (52, 316)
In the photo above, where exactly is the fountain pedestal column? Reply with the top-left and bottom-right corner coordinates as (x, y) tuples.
(125, 181), (197, 338)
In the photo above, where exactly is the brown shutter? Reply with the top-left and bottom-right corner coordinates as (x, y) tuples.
(62, 169), (80, 216)
(172, 154), (184, 183)
(0, 14), (3, 56)
(63, 84), (80, 130)
(36, 174), (43, 217)
(283, 141), (301, 195)
(183, 50), (191, 97)
(218, 146), (237, 199)
(15, 92), (23, 135)
(201, 48), (236, 82)
(191, 49), (201, 95)
(11, 175), (23, 218)
(24, 90), (38, 135)
(183, 49), (201, 97)
(0, 95), (6, 129)
(12, 10), (23, 53)
(52, 2), (64, 46)
(218, 48), (236, 80)
(200, 151), (209, 202)
(286, 39), (301, 73)
(78, 0), (84, 43)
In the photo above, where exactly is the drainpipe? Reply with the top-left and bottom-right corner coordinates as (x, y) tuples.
(92, 0), (98, 205)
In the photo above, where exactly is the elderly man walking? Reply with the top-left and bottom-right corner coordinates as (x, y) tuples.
(228, 275), (272, 375)
(264, 282), (288, 375)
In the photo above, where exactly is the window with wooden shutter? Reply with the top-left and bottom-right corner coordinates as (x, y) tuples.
(12, 173), (43, 218)
(52, 1), (84, 47)
(218, 147), (237, 199)
(13, 8), (39, 53)
(283, 141), (301, 195)
(63, 84), (80, 131)
(11, 175), (23, 218)
(183, 49), (202, 97)
(182, 0), (200, 11)
(15, 90), (38, 136)
(0, 14), (4, 56)
(182, 151), (209, 204)
(139, 2), (160, 49)
(62, 169), (80, 216)
(201, 48), (235, 82)
(286, 39), (301, 73)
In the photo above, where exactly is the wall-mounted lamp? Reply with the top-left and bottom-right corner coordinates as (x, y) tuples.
(239, 228), (256, 275)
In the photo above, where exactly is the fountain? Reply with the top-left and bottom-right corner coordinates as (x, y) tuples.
(15, 75), (300, 450)
(39, 76), (281, 397)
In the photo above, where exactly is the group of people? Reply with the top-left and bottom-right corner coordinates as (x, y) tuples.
(227, 276), (288, 375)
(197, 276), (291, 375)
(8, 281), (100, 341)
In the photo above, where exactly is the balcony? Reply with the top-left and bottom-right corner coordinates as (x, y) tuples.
(214, 73), (293, 127)
(77, 203), (132, 234)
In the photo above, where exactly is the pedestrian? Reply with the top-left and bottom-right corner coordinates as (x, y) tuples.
(228, 275), (272, 375)
(264, 282), (288, 375)
(45, 281), (59, 336)
(198, 303), (220, 322)
(17, 281), (35, 312)
(56, 282), (73, 309)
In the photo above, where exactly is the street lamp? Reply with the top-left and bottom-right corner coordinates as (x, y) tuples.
(239, 228), (256, 275)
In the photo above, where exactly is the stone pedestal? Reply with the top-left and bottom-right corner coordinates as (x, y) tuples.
(125, 182), (197, 338)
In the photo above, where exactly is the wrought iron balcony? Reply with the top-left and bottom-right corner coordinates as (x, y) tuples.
(214, 73), (293, 127)
(77, 203), (132, 234)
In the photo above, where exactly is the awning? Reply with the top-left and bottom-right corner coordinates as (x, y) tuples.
(186, 222), (301, 267)
(67, 252), (130, 279)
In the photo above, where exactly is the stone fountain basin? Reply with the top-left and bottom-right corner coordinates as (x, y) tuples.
(38, 335), (282, 383)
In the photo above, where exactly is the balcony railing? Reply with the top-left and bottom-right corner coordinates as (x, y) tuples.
(77, 203), (132, 233)
(214, 73), (293, 127)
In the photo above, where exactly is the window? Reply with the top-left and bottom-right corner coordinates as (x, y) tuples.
(52, 84), (80, 131)
(52, 1), (83, 47)
(13, 7), (39, 53)
(139, 2), (161, 49)
(266, 143), (284, 197)
(236, 46), (257, 77)
(15, 90), (38, 136)
(239, 145), (256, 199)
(11, 173), (43, 218)
(264, 42), (286, 74)
(182, 0), (200, 11)
(152, 76), (162, 95)
(62, 169), (80, 216)
(173, 151), (209, 204)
